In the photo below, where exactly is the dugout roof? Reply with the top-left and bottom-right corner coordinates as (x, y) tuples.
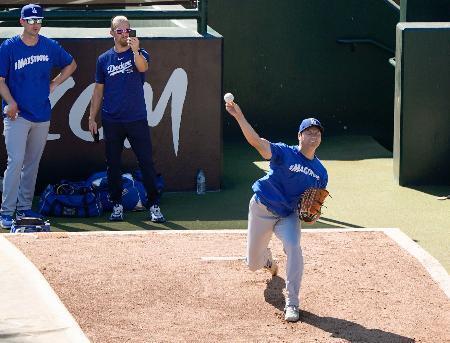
(0, 0), (194, 7)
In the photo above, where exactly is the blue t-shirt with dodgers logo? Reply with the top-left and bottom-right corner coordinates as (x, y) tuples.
(95, 47), (150, 123)
(252, 142), (328, 217)
(0, 35), (73, 122)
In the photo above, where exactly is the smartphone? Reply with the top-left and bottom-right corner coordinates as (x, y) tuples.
(93, 131), (100, 143)
(129, 29), (136, 37)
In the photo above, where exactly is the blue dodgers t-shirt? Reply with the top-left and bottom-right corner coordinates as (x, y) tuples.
(95, 48), (150, 122)
(252, 143), (328, 217)
(0, 35), (73, 122)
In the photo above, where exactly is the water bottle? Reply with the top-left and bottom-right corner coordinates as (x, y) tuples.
(196, 169), (206, 195)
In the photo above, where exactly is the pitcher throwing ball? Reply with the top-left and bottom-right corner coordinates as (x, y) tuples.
(225, 97), (328, 322)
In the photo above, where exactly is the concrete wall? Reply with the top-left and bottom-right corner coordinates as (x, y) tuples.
(393, 23), (450, 185)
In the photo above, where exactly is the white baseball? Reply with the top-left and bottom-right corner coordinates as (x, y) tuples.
(4, 105), (18, 118)
(223, 93), (234, 103)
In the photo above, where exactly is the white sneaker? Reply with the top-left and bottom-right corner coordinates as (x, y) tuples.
(264, 248), (278, 276)
(284, 305), (300, 322)
(149, 205), (166, 223)
(109, 204), (124, 221)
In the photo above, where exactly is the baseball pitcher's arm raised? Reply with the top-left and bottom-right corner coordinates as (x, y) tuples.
(88, 83), (104, 134)
(50, 59), (77, 94)
(225, 102), (271, 160)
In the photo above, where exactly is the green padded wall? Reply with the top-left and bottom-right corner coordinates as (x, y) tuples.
(394, 23), (450, 185)
(400, 0), (450, 22)
(208, 0), (399, 147)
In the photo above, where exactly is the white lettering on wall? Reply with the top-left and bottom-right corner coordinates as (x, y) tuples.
(48, 67), (188, 155)
(68, 83), (99, 142)
(48, 76), (75, 141)
(144, 68), (188, 155)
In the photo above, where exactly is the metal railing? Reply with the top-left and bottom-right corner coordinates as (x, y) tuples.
(0, 0), (208, 35)
(337, 38), (395, 67)
(337, 38), (394, 54)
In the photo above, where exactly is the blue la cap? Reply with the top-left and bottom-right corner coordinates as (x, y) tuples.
(298, 118), (324, 133)
(21, 4), (44, 19)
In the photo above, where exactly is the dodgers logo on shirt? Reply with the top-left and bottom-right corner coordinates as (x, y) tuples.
(107, 60), (133, 76)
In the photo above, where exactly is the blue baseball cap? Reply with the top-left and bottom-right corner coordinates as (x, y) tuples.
(298, 118), (324, 133)
(21, 4), (44, 19)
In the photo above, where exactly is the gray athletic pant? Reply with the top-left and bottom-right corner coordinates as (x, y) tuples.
(247, 194), (303, 307)
(1, 117), (50, 215)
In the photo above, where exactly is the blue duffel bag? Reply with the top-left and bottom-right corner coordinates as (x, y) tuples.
(38, 181), (103, 217)
(88, 171), (148, 211)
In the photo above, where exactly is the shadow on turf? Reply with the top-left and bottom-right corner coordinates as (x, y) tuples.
(54, 219), (188, 231)
(408, 185), (450, 197)
(33, 214), (363, 233)
(301, 311), (415, 343)
(318, 217), (364, 228)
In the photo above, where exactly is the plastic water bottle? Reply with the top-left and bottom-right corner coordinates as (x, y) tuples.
(196, 169), (206, 195)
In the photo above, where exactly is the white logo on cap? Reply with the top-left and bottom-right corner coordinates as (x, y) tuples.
(311, 119), (317, 125)
(32, 6), (37, 14)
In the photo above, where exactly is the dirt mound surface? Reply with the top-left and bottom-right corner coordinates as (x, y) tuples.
(8, 231), (449, 342)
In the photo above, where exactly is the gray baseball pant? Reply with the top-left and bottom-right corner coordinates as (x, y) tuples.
(1, 117), (50, 215)
(247, 194), (303, 307)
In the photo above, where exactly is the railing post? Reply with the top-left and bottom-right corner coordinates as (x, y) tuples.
(197, 0), (207, 35)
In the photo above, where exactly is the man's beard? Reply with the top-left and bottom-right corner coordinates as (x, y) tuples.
(118, 39), (128, 47)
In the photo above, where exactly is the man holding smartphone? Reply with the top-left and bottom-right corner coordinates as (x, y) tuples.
(89, 16), (165, 223)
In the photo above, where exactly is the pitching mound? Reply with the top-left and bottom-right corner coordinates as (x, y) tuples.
(7, 230), (450, 342)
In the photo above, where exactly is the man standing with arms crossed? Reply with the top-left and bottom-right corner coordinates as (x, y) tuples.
(225, 99), (328, 322)
(0, 4), (77, 229)
(89, 16), (165, 223)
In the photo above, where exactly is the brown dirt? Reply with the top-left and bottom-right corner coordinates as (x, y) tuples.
(7, 231), (450, 343)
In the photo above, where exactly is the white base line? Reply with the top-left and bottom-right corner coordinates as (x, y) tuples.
(201, 256), (245, 261)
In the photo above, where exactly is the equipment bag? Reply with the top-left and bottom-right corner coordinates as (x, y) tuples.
(10, 217), (51, 233)
(88, 171), (148, 211)
(38, 181), (103, 217)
